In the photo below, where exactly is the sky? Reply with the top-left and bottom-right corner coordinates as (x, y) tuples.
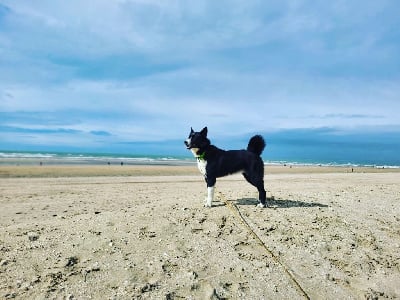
(1, 0), (400, 155)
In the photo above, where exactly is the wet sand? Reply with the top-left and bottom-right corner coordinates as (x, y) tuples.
(0, 165), (399, 299)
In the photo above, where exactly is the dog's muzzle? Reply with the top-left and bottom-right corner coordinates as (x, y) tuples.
(184, 140), (191, 149)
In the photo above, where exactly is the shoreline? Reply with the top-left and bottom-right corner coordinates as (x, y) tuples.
(1, 164), (399, 178)
(1, 151), (399, 169)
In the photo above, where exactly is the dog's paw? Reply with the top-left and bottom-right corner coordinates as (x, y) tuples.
(257, 203), (266, 208)
(204, 197), (212, 208)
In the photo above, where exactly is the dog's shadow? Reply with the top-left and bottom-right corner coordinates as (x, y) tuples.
(235, 197), (328, 208)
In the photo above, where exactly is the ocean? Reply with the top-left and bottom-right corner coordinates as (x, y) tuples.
(0, 151), (194, 166)
(2, 127), (400, 167)
(1, 141), (399, 168)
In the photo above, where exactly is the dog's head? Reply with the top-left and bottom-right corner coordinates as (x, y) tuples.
(184, 127), (210, 154)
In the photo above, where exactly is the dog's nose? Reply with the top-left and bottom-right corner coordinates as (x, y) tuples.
(184, 140), (189, 146)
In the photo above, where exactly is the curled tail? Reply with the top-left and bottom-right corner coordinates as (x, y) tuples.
(247, 135), (266, 156)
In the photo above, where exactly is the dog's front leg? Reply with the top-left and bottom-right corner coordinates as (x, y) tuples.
(205, 177), (216, 207)
(205, 186), (214, 207)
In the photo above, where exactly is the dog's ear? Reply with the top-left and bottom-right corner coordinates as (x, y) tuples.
(190, 127), (194, 135)
(200, 127), (208, 137)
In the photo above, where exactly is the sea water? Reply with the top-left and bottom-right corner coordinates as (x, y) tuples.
(0, 151), (194, 166)
(1, 138), (399, 168)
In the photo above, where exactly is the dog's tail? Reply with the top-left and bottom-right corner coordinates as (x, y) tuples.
(247, 135), (266, 156)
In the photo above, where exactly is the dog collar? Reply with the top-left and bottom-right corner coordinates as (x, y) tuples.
(196, 151), (206, 161)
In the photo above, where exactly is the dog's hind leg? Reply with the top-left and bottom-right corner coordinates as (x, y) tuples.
(243, 173), (266, 208)
(256, 182), (267, 208)
(242, 172), (251, 184)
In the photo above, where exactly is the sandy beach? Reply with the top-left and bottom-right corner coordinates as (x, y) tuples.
(1, 165), (399, 299)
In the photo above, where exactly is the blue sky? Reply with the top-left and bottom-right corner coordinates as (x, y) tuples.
(1, 1), (400, 154)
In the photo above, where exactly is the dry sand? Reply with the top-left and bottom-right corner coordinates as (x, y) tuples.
(0, 165), (399, 299)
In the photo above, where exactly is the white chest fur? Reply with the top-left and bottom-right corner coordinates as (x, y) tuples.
(197, 159), (207, 176)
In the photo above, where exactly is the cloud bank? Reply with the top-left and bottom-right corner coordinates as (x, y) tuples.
(1, 0), (399, 151)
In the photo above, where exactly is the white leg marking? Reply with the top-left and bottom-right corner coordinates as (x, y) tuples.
(205, 186), (214, 207)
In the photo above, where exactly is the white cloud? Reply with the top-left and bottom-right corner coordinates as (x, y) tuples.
(2, 66), (399, 140)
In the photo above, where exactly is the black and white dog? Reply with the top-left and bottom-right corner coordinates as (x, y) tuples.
(184, 127), (267, 208)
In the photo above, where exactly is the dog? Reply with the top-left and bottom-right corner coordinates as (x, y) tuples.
(184, 127), (267, 208)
